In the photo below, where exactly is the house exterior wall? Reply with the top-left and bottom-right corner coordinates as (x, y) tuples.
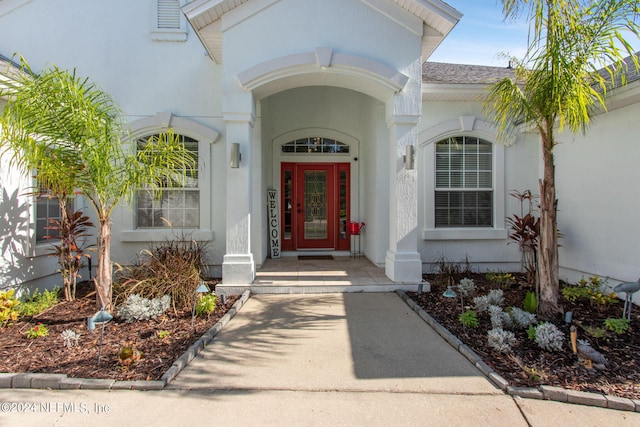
(555, 87), (640, 298)
(0, 0), (227, 279)
(2, 0), (639, 293)
(0, 96), (63, 292)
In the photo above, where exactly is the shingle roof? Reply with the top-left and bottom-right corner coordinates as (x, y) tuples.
(422, 62), (515, 84)
(0, 53), (20, 69)
(424, 52), (640, 88)
(600, 52), (640, 90)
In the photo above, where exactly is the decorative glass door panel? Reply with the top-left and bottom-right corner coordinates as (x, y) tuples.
(303, 170), (328, 239)
(296, 164), (334, 248)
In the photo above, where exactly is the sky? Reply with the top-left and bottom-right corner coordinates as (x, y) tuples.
(429, 0), (528, 66)
(428, 0), (640, 67)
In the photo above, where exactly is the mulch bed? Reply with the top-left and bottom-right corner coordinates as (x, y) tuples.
(3, 275), (639, 400)
(409, 273), (640, 400)
(0, 281), (237, 381)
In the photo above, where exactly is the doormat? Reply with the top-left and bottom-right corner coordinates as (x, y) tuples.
(298, 255), (334, 260)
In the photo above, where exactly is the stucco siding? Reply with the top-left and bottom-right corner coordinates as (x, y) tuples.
(555, 98), (640, 288)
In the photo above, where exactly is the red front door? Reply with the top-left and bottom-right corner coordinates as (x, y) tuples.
(281, 163), (350, 251)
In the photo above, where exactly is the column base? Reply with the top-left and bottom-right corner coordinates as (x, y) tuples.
(222, 254), (256, 284)
(385, 250), (422, 284)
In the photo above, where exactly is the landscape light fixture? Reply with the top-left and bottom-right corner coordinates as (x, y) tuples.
(88, 307), (113, 364)
(191, 282), (211, 329)
(442, 286), (456, 298)
(442, 285), (464, 317)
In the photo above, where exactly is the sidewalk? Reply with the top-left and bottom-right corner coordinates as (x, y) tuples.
(1, 293), (639, 426)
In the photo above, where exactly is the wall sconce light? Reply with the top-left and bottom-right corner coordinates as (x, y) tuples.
(404, 144), (415, 170)
(230, 142), (241, 168)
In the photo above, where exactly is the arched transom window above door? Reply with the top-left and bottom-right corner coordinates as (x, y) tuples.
(281, 137), (350, 154)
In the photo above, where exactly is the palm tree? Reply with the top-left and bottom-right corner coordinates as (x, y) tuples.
(0, 58), (196, 310)
(486, 0), (639, 317)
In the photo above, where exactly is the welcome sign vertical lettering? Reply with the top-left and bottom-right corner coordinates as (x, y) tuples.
(267, 189), (281, 258)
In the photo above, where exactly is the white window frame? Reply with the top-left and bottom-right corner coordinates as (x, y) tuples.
(420, 116), (509, 240)
(136, 134), (200, 229)
(120, 113), (219, 242)
(35, 188), (63, 244)
(152, 0), (188, 42)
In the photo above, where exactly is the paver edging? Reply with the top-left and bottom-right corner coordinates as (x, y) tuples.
(395, 289), (637, 413)
(0, 289), (251, 391)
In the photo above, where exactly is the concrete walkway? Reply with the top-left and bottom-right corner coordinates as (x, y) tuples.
(2, 293), (639, 426)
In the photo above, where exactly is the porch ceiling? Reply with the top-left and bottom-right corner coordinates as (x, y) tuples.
(182, 0), (461, 64)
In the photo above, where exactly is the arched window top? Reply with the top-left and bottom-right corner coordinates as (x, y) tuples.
(281, 137), (350, 154)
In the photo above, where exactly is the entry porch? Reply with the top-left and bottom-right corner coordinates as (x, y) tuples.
(216, 256), (426, 296)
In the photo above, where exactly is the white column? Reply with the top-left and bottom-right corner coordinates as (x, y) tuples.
(385, 114), (422, 283)
(222, 112), (256, 284)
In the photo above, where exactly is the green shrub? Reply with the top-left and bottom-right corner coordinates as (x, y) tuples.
(458, 310), (479, 328)
(485, 272), (516, 288)
(561, 276), (618, 310)
(526, 325), (537, 341)
(583, 325), (607, 339)
(157, 330), (171, 340)
(195, 293), (218, 316)
(604, 318), (630, 334)
(19, 288), (59, 317)
(26, 322), (49, 339)
(561, 286), (590, 302)
(0, 290), (20, 327)
(523, 291), (537, 314)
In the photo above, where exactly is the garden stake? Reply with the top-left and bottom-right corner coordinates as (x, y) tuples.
(98, 322), (106, 364)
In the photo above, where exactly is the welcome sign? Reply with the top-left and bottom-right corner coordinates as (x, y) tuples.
(267, 189), (281, 258)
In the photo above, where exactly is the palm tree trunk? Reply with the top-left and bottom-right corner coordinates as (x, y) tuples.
(95, 217), (112, 311)
(58, 197), (72, 301)
(537, 139), (562, 319)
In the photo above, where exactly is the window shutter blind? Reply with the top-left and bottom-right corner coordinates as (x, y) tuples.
(157, 0), (181, 29)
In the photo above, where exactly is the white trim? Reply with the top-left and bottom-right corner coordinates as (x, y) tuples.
(273, 128), (360, 162)
(120, 113), (221, 241)
(237, 48), (409, 100)
(420, 116), (507, 240)
(128, 112), (220, 143)
(120, 229), (215, 242)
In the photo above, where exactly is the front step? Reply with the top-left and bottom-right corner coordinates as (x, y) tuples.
(216, 283), (427, 296)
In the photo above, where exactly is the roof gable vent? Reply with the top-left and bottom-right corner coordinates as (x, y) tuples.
(157, 0), (181, 29)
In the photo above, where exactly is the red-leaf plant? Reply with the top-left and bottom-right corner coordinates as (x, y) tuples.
(506, 190), (540, 287)
(44, 208), (94, 301)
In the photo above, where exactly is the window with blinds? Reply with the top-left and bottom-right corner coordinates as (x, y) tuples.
(435, 136), (493, 227)
(136, 134), (200, 228)
(35, 190), (62, 242)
